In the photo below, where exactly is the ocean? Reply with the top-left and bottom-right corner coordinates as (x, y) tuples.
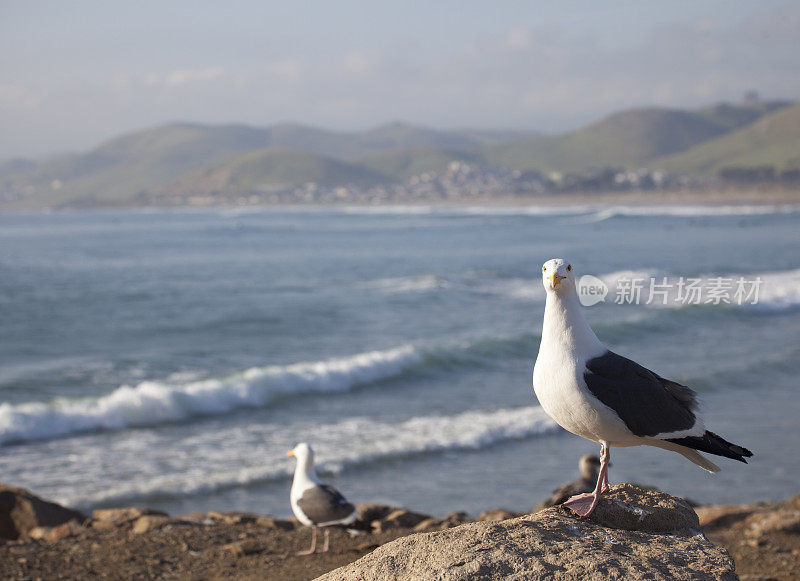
(0, 204), (798, 518)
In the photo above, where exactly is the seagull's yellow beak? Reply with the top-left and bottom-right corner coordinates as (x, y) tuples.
(549, 273), (566, 287)
(286, 450), (295, 457)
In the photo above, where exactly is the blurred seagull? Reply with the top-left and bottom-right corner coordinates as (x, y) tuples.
(533, 258), (752, 517)
(287, 442), (357, 555)
(542, 454), (602, 508)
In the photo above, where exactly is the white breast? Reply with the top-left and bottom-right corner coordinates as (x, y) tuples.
(533, 350), (632, 445)
(290, 480), (314, 526)
(533, 288), (636, 446)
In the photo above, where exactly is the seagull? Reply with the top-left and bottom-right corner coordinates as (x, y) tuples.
(287, 442), (357, 555)
(532, 258), (752, 517)
(542, 454), (602, 508)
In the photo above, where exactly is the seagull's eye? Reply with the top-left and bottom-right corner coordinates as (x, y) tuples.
(567, 264), (572, 272)
(542, 266), (546, 272)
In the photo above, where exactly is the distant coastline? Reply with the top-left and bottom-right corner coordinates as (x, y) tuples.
(2, 99), (798, 211)
(1, 187), (799, 213)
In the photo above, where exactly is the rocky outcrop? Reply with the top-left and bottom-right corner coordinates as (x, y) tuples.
(0, 484), (85, 540)
(320, 484), (736, 580)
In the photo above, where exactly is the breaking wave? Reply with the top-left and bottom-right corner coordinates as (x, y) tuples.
(0, 346), (423, 445)
(57, 405), (558, 508)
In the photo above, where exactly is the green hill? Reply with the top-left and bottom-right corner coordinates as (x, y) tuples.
(653, 101), (800, 175)
(484, 102), (789, 173)
(155, 149), (390, 198)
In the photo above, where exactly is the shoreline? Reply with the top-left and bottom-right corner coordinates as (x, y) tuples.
(2, 188), (799, 213)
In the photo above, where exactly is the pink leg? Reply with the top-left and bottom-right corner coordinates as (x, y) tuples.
(321, 528), (330, 553)
(296, 527), (318, 556)
(599, 445), (611, 493)
(562, 443), (611, 517)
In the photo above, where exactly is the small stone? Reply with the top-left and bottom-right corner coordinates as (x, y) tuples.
(207, 511), (259, 524)
(477, 509), (519, 522)
(88, 520), (117, 532)
(132, 515), (170, 534)
(255, 516), (295, 531)
(92, 508), (167, 524)
(222, 540), (264, 557)
(412, 518), (443, 532)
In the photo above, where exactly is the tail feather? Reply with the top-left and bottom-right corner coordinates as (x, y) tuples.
(665, 430), (753, 463)
(648, 439), (721, 473)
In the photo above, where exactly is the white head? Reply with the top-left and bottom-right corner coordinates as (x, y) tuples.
(541, 258), (576, 295)
(287, 442), (314, 464)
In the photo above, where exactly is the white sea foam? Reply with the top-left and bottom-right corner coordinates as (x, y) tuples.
(46, 405), (558, 508)
(749, 268), (800, 312)
(583, 204), (798, 222)
(0, 346), (422, 445)
(358, 274), (450, 292)
(340, 203), (799, 219)
(357, 266), (800, 313)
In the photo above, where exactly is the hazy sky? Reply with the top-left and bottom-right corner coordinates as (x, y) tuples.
(1, 1), (799, 158)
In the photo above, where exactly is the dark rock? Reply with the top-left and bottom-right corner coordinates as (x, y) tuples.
(0, 484), (86, 540)
(356, 503), (395, 524)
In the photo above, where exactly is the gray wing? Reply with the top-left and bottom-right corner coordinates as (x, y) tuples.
(583, 350), (698, 437)
(296, 484), (355, 524)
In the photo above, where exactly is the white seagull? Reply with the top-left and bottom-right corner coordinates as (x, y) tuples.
(287, 442), (357, 555)
(533, 258), (752, 517)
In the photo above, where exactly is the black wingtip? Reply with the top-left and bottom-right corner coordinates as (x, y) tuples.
(666, 430), (753, 463)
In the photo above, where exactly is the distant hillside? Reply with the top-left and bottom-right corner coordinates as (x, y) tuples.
(358, 147), (487, 180)
(155, 148), (389, 198)
(1, 99), (795, 209)
(0, 121), (519, 207)
(484, 101), (789, 172)
(653, 101), (800, 175)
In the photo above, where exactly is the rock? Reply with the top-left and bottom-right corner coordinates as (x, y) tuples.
(578, 482), (697, 532)
(207, 511), (259, 524)
(255, 516), (295, 531)
(384, 509), (431, 528)
(221, 539), (266, 557)
(745, 509), (800, 538)
(27, 519), (85, 543)
(477, 509), (520, 522)
(320, 484), (736, 581)
(132, 515), (171, 534)
(372, 508), (431, 532)
(442, 511), (471, 528)
(0, 484), (86, 540)
(356, 503), (395, 524)
(412, 518), (443, 532)
(91, 507), (167, 525)
(694, 503), (760, 529)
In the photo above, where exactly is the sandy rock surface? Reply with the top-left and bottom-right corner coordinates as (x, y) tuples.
(321, 484), (735, 581)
